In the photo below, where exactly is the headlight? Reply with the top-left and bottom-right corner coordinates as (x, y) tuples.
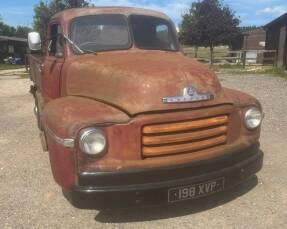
(244, 107), (263, 129)
(79, 128), (107, 156)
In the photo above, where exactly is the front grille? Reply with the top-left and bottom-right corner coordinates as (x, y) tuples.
(142, 115), (228, 158)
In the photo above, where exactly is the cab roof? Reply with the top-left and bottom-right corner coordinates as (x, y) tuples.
(51, 7), (170, 22)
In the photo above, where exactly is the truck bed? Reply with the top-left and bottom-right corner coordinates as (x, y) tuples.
(28, 54), (43, 91)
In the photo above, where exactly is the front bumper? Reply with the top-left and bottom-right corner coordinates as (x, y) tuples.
(63, 144), (263, 209)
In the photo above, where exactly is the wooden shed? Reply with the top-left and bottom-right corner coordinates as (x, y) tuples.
(0, 35), (28, 63)
(230, 28), (266, 64)
(231, 28), (266, 50)
(264, 13), (287, 68)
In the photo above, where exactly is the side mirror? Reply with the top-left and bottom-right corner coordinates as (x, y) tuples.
(28, 32), (41, 51)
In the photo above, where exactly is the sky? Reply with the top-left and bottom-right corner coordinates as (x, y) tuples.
(0, 0), (286, 28)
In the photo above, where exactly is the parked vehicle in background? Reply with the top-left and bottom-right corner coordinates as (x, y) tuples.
(27, 7), (263, 209)
(3, 56), (23, 65)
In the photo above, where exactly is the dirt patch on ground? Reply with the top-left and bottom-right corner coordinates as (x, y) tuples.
(0, 68), (27, 76)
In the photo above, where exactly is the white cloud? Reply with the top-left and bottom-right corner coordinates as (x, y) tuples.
(1, 7), (31, 16)
(88, 0), (287, 26)
(91, 0), (194, 25)
(257, 6), (287, 16)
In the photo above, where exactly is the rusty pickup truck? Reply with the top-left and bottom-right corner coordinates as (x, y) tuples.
(27, 7), (263, 209)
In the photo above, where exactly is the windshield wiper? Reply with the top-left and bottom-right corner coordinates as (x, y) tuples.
(62, 34), (98, 55)
(79, 48), (98, 55)
(62, 34), (84, 54)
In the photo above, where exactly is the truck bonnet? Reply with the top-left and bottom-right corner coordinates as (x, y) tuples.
(63, 52), (224, 116)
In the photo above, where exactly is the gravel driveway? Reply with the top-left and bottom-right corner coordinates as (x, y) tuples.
(0, 73), (286, 228)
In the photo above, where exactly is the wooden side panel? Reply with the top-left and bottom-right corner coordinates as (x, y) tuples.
(28, 54), (43, 91)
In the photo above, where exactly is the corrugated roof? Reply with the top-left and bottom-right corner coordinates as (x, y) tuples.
(264, 12), (287, 28)
(0, 35), (27, 42)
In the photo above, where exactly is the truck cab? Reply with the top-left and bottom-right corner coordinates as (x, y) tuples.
(28, 7), (263, 209)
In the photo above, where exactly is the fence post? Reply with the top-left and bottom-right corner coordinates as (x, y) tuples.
(274, 50), (278, 67)
(194, 46), (198, 58)
(242, 50), (247, 68)
(210, 46), (214, 66)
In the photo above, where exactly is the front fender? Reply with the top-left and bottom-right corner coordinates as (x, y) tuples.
(223, 87), (262, 109)
(43, 96), (130, 138)
(42, 96), (130, 188)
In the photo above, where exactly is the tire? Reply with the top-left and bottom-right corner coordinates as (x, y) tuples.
(34, 98), (43, 131)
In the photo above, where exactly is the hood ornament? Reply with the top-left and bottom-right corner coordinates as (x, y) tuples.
(162, 86), (214, 104)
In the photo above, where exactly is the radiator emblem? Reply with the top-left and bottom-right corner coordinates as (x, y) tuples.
(162, 86), (214, 103)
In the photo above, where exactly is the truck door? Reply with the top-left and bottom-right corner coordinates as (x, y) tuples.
(42, 23), (64, 103)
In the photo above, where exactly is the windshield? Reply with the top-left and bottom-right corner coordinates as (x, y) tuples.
(70, 14), (131, 52)
(130, 15), (178, 51)
(70, 14), (179, 53)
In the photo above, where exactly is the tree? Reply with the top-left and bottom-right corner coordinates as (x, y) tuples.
(179, 14), (201, 58)
(33, 1), (52, 41)
(0, 17), (16, 36)
(15, 26), (32, 38)
(64, 0), (90, 8)
(33, 0), (90, 40)
(179, 0), (240, 64)
(239, 26), (262, 33)
(0, 16), (32, 38)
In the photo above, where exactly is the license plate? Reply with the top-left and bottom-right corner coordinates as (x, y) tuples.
(168, 177), (225, 203)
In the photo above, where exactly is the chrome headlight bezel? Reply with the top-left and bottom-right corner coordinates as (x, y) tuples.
(78, 128), (107, 156)
(244, 107), (263, 130)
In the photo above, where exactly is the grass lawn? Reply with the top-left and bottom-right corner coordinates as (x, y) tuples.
(0, 64), (25, 70)
(212, 65), (287, 78)
(183, 47), (286, 78)
(19, 72), (30, 78)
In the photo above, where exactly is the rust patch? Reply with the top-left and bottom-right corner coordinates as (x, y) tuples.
(43, 96), (130, 138)
(62, 52), (224, 116)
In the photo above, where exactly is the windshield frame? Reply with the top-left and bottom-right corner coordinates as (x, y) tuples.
(69, 14), (180, 54)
